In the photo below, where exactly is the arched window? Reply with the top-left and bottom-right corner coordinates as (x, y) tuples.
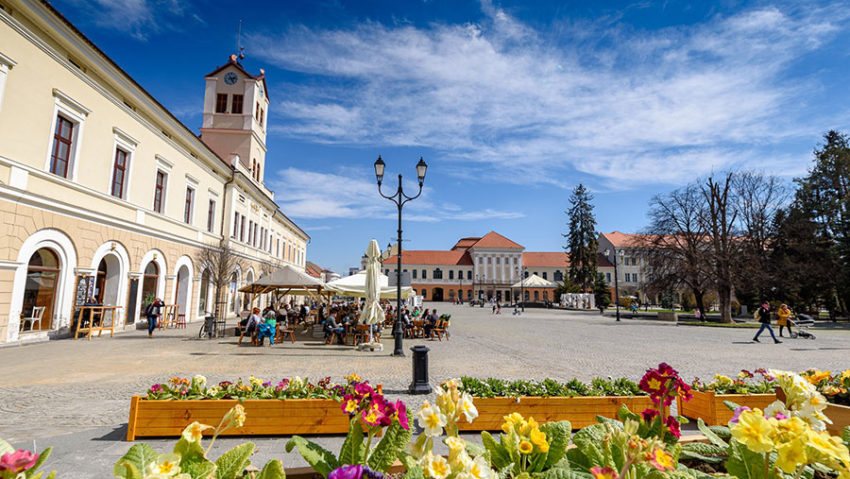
(434, 268), (442, 279)
(448, 270), (454, 280)
(524, 271), (529, 278)
(198, 269), (211, 314)
(554, 271), (564, 282)
(542, 272), (548, 280)
(466, 271), (472, 280)
(21, 248), (60, 331)
(534, 291), (539, 301)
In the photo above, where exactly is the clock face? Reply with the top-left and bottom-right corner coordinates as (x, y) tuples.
(224, 72), (238, 85)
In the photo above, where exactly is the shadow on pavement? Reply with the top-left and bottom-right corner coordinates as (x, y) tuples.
(93, 425), (126, 442)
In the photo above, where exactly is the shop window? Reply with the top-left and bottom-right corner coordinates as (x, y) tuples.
(21, 248), (60, 331)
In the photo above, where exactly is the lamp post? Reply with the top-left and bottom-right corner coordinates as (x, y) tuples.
(604, 248), (621, 322)
(515, 266), (526, 312)
(374, 155), (427, 357)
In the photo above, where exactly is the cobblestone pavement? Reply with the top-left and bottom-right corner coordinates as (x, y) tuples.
(1, 303), (848, 476)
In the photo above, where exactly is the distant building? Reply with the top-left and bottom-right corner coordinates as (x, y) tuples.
(305, 261), (339, 283)
(381, 231), (615, 303)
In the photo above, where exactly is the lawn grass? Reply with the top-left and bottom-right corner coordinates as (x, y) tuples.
(678, 321), (759, 328)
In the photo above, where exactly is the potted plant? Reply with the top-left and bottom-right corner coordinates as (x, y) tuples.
(679, 369), (777, 425)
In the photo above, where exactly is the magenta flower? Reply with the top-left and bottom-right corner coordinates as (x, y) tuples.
(395, 400), (409, 430)
(329, 464), (364, 479)
(149, 384), (162, 393)
(729, 406), (751, 424)
(0, 450), (39, 473)
(664, 415), (681, 439)
(641, 408), (660, 423)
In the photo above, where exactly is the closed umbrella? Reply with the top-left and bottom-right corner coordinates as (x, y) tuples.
(361, 239), (384, 346)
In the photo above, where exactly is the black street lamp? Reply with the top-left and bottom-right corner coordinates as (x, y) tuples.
(604, 248), (621, 322)
(374, 155), (427, 357)
(515, 266), (526, 312)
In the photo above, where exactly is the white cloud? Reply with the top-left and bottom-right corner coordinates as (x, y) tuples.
(59, 0), (197, 40)
(269, 167), (524, 221)
(250, 2), (848, 188)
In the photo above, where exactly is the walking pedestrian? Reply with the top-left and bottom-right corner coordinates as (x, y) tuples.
(753, 301), (781, 344)
(145, 297), (163, 338)
(777, 304), (794, 337)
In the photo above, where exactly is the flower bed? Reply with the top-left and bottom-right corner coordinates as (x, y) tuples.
(455, 376), (654, 431)
(678, 369), (777, 425)
(128, 375), (377, 441)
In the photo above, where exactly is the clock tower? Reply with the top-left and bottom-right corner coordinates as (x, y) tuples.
(200, 54), (270, 185)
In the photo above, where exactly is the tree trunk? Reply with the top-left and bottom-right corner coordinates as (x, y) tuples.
(718, 284), (733, 323)
(693, 289), (705, 319)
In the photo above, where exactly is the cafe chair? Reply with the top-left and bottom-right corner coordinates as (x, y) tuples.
(21, 306), (45, 331)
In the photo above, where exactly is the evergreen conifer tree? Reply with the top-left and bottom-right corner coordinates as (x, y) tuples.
(565, 184), (599, 291)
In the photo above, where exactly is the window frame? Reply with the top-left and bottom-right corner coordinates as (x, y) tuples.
(49, 115), (74, 178)
(153, 170), (168, 214)
(45, 90), (89, 181)
(207, 198), (216, 233)
(110, 147), (129, 198)
(231, 94), (243, 114)
(232, 212), (240, 239)
(183, 185), (195, 224)
(215, 93), (228, 113)
(0, 52), (16, 114)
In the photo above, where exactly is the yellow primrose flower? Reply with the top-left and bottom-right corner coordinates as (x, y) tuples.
(345, 373), (362, 382)
(519, 440), (534, 455)
(807, 430), (850, 464)
(222, 404), (247, 429)
(147, 452), (182, 476)
(446, 436), (466, 452)
(772, 416), (808, 441)
(343, 398), (359, 414)
(529, 428), (549, 453)
(417, 401), (447, 437)
(775, 438), (808, 473)
(840, 370), (850, 382)
(520, 417), (538, 436)
(465, 455), (493, 479)
(649, 449), (675, 471)
(459, 392), (478, 423)
(205, 386), (221, 397)
(501, 412), (524, 434)
(731, 409), (774, 453)
(181, 421), (212, 443)
(422, 452), (450, 479)
(805, 370), (832, 385)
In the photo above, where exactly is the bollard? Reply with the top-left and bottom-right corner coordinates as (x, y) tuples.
(205, 314), (215, 339)
(408, 345), (432, 394)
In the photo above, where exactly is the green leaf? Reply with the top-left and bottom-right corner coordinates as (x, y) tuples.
(181, 456), (217, 479)
(497, 463), (515, 479)
(465, 441), (486, 458)
(114, 461), (143, 479)
(339, 418), (365, 466)
(696, 419), (728, 448)
(403, 465), (425, 479)
(722, 400), (741, 411)
(540, 421), (572, 468)
(842, 425), (850, 448)
(367, 422), (413, 473)
(175, 438), (207, 466)
(616, 404), (640, 424)
(285, 436), (340, 478)
(398, 451), (420, 471)
(24, 445), (52, 478)
(708, 425), (732, 441)
(594, 416), (622, 428)
(114, 443), (158, 478)
(481, 431), (511, 470)
(215, 442), (254, 479)
(679, 443), (726, 464)
(541, 468), (592, 479)
(725, 440), (767, 479)
(257, 459), (286, 479)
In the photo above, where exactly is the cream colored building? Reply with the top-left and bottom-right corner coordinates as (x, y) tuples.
(0, 0), (308, 344)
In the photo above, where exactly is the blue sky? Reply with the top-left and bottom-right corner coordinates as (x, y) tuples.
(54, 0), (850, 273)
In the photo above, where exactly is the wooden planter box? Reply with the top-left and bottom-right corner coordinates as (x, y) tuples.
(127, 396), (351, 441)
(457, 396), (655, 431)
(825, 402), (850, 436)
(676, 390), (777, 426)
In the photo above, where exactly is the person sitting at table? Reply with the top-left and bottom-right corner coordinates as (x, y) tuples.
(423, 309), (439, 338)
(239, 307), (262, 345)
(324, 308), (345, 344)
(261, 308), (277, 345)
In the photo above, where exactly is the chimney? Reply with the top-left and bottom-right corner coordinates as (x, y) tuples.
(230, 154), (240, 168)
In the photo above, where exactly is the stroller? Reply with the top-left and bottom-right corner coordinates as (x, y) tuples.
(788, 313), (816, 339)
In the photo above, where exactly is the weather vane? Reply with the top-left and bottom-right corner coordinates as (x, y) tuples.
(236, 20), (245, 61)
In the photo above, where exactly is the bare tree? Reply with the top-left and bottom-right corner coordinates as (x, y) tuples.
(733, 171), (787, 304)
(195, 244), (244, 321)
(640, 184), (713, 317)
(701, 173), (740, 323)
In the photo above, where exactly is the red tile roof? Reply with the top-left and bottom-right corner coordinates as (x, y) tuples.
(305, 261), (323, 278)
(384, 251), (473, 266)
(597, 253), (614, 268)
(471, 231), (524, 249)
(600, 231), (647, 248)
(451, 237), (481, 251)
(522, 252), (569, 268)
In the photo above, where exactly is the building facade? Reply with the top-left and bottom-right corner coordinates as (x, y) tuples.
(0, 0), (308, 344)
(381, 231), (614, 303)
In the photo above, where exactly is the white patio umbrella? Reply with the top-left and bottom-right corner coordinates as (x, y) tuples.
(361, 239), (385, 346)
